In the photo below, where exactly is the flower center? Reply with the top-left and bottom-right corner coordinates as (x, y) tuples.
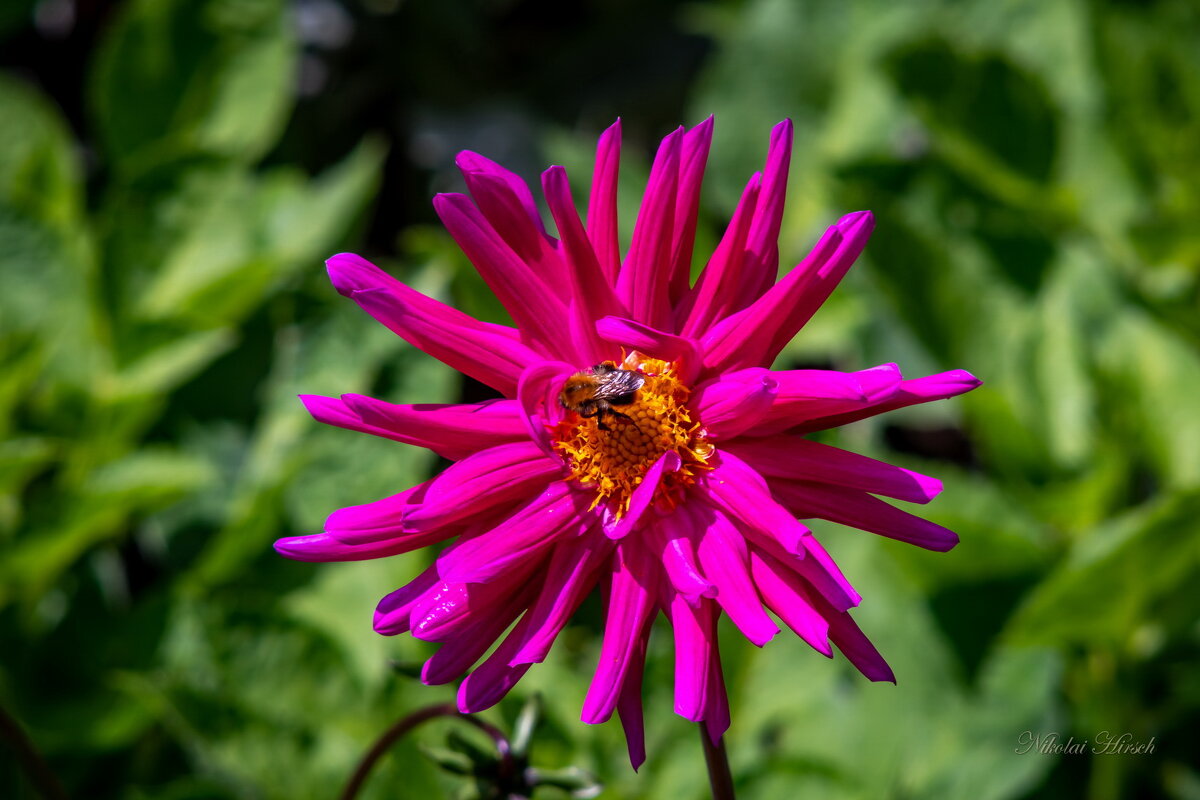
(552, 354), (713, 517)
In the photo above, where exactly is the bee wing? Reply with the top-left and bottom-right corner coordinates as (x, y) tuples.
(596, 369), (645, 399)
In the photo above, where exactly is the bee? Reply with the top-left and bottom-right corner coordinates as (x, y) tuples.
(558, 362), (646, 430)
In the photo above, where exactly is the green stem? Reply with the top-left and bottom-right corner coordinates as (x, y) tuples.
(699, 725), (736, 800)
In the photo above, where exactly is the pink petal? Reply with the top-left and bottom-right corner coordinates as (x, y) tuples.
(742, 364), (903, 437)
(734, 118), (794, 309)
(703, 642), (731, 745)
(517, 360), (579, 456)
(700, 211), (876, 374)
(747, 548), (833, 656)
(794, 369), (983, 433)
(457, 614), (536, 712)
(436, 482), (589, 584)
(724, 436), (942, 504)
(373, 564), (440, 635)
(667, 116), (715, 305)
(404, 442), (563, 530)
(595, 316), (702, 384)
(677, 174), (761, 336)
(605, 450), (681, 539)
(587, 120), (622, 283)
(581, 543), (659, 724)
(617, 127), (682, 330)
(509, 531), (615, 665)
(827, 606), (895, 683)
(410, 555), (545, 643)
(326, 253), (540, 396)
(692, 506), (780, 646)
(433, 193), (576, 360)
(646, 513), (717, 603)
(321, 482), (426, 545)
(455, 150), (546, 236)
(273, 532), (424, 563)
(314, 394), (527, 461)
(616, 626), (650, 771)
(669, 594), (715, 722)
(772, 480), (960, 552)
(692, 368), (778, 440)
(421, 582), (537, 685)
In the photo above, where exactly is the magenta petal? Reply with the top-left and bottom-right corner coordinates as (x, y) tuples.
(669, 595), (715, 721)
(326, 394), (528, 461)
(327, 253), (539, 396)
(434, 193), (575, 360)
(743, 364), (903, 436)
(273, 532), (421, 563)
(772, 481), (960, 552)
(456, 150), (546, 236)
(725, 436), (942, 504)
(605, 450), (681, 540)
(411, 555), (543, 642)
(700, 452), (811, 554)
(617, 126), (682, 329)
(703, 643), (731, 745)
(646, 514), (716, 603)
(595, 316), (702, 383)
(693, 507), (780, 646)
(517, 360), (578, 455)
(457, 615), (536, 713)
(678, 174), (761, 337)
(322, 483), (425, 545)
(587, 119), (622, 283)
(667, 116), (714, 304)
(436, 482), (588, 584)
(510, 531), (614, 665)
(700, 211), (876, 373)
(421, 583), (537, 685)
(581, 543), (658, 724)
(747, 548), (833, 657)
(735, 118), (794, 309)
(405, 442), (563, 529)
(827, 607), (896, 683)
(692, 368), (778, 440)
(616, 628), (650, 771)
(374, 565), (440, 635)
(795, 369), (983, 432)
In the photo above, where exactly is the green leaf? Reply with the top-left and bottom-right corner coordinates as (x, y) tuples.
(88, 0), (296, 172)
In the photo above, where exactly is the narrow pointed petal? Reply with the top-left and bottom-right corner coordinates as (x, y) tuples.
(692, 507), (780, 646)
(373, 565), (439, 635)
(616, 630), (650, 771)
(323, 483), (426, 545)
(747, 548), (833, 656)
(700, 211), (875, 373)
(456, 150), (546, 235)
(794, 369), (983, 432)
(678, 174), (761, 336)
(827, 607), (896, 683)
(510, 531), (614, 665)
(646, 514), (716, 603)
(458, 615), (538, 712)
(317, 394), (527, 461)
(605, 451), (681, 539)
(517, 360), (578, 456)
(587, 120), (622, 283)
(725, 436), (942, 504)
(617, 127), (682, 329)
(273, 532), (426, 563)
(327, 253), (539, 396)
(436, 482), (589, 584)
(734, 118), (794, 308)
(542, 164), (624, 360)
(582, 543), (659, 724)
(743, 364), (904, 436)
(669, 595), (716, 721)
(703, 644), (731, 744)
(667, 117), (715, 304)
(772, 481), (960, 552)
(421, 583), (537, 685)
(595, 316), (702, 383)
(434, 193), (575, 359)
(692, 368), (778, 439)
(404, 442), (563, 529)
(411, 555), (543, 642)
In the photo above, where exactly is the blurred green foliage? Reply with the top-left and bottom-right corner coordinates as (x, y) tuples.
(2, 0), (1198, 798)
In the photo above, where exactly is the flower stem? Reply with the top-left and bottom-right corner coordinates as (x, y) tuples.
(340, 703), (517, 800)
(698, 725), (736, 800)
(0, 703), (67, 800)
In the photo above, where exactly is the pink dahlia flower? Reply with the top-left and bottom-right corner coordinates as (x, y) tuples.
(276, 118), (979, 768)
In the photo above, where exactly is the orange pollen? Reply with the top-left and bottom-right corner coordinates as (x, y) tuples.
(552, 354), (714, 517)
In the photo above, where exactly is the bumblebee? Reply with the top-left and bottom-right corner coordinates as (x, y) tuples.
(558, 362), (646, 430)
